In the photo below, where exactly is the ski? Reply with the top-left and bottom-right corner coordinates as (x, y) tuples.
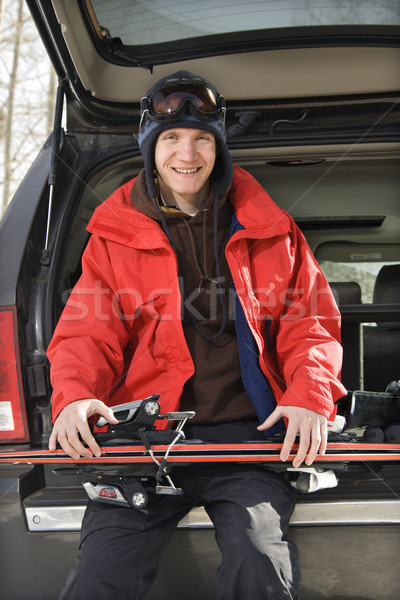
(1, 441), (400, 465)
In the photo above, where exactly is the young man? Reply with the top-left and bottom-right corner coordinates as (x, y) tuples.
(48, 71), (346, 599)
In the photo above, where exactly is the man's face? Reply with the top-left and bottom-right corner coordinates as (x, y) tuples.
(154, 128), (216, 210)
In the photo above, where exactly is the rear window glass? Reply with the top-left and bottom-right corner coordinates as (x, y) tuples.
(320, 260), (400, 304)
(88, 0), (400, 46)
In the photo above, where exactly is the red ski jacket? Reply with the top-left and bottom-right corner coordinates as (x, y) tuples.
(47, 166), (346, 428)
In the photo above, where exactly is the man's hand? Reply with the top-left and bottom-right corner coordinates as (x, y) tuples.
(257, 405), (328, 468)
(48, 398), (119, 460)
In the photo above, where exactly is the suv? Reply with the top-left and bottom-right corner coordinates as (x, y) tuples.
(1, 1), (400, 598)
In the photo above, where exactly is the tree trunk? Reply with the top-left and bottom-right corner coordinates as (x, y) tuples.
(46, 66), (57, 137)
(0, 0), (6, 42)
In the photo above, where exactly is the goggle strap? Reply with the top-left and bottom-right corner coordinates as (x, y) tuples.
(139, 107), (149, 130)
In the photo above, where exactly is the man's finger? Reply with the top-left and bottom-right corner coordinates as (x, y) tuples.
(304, 423), (321, 466)
(291, 428), (310, 468)
(320, 421), (328, 455)
(280, 424), (297, 463)
(48, 429), (57, 452)
(257, 407), (282, 431)
(103, 406), (119, 425)
(304, 419), (327, 465)
(57, 432), (81, 461)
(58, 423), (90, 458)
(91, 401), (119, 425)
(78, 421), (102, 457)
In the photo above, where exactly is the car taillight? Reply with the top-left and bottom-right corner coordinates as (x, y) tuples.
(0, 307), (30, 442)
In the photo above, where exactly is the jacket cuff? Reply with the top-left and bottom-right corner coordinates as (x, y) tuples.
(278, 382), (336, 420)
(51, 386), (99, 422)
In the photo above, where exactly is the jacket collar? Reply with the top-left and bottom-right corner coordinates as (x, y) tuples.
(228, 166), (291, 238)
(87, 166), (291, 249)
(87, 178), (170, 250)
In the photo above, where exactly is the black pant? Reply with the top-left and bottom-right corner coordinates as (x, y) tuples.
(60, 463), (300, 599)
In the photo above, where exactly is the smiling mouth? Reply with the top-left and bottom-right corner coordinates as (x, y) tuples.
(173, 167), (200, 174)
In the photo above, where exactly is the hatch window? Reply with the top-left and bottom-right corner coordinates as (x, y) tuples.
(86, 0), (400, 46)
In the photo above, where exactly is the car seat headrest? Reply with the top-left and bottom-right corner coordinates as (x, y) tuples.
(373, 264), (400, 331)
(329, 281), (362, 307)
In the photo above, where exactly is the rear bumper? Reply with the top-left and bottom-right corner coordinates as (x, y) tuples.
(24, 495), (400, 532)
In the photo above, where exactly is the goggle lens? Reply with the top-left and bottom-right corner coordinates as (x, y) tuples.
(151, 82), (219, 115)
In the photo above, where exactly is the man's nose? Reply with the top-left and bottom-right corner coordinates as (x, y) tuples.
(177, 140), (198, 161)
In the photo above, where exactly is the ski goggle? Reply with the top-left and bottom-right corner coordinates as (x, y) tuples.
(139, 79), (226, 129)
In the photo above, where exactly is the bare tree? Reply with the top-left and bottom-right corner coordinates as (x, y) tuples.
(46, 67), (57, 137)
(0, 0), (6, 43)
(2, 0), (23, 214)
(0, 1), (55, 217)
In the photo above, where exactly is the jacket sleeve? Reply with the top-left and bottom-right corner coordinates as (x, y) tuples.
(47, 235), (131, 421)
(274, 219), (347, 420)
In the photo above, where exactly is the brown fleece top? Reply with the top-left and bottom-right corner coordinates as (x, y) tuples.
(131, 169), (256, 424)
